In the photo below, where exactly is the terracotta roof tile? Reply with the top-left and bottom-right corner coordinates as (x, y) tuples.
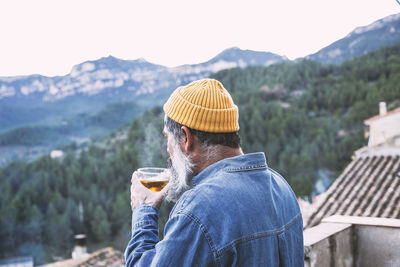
(77, 247), (124, 267)
(42, 247), (124, 267)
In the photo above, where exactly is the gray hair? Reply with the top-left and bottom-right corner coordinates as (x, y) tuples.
(164, 116), (241, 149)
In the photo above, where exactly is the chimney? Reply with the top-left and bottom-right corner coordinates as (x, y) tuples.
(379, 102), (387, 116)
(72, 234), (88, 260)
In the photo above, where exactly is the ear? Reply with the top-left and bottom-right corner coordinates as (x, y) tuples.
(180, 126), (194, 152)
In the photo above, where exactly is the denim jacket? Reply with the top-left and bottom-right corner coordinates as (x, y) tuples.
(125, 152), (304, 266)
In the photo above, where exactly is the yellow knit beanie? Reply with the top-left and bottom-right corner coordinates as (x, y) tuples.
(163, 79), (239, 133)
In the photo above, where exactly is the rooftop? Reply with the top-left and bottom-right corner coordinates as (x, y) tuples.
(364, 106), (400, 124)
(306, 155), (400, 228)
(41, 247), (124, 267)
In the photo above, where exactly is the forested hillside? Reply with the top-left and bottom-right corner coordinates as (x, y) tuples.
(0, 42), (399, 264)
(211, 42), (400, 195)
(0, 108), (170, 264)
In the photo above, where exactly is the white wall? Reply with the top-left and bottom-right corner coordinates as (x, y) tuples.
(367, 112), (400, 147)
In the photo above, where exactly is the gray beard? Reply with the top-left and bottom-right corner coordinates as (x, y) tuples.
(165, 141), (195, 202)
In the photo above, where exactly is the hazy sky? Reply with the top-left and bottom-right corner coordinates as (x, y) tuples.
(0, 0), (399, 77)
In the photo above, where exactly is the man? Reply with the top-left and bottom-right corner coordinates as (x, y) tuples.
(125, 78), (304, 266)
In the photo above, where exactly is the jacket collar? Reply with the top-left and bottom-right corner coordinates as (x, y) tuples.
(192, 152), (268, 186)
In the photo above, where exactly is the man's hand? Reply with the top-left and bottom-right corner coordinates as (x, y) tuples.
(130, 171), (167, 210)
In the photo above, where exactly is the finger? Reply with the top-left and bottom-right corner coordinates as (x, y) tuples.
(131, 176), (143, 190)
(157, 183), (170, 199)
(131, 184), (137, 194)
(131, 181), (142, 194)
(160, 182), (170, 194)
(131, 171), (139, 183)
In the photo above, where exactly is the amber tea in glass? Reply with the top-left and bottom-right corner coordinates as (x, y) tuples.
(137, 167), (170, 192)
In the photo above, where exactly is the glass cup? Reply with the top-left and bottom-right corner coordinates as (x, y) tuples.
(137, 167), (170, 192)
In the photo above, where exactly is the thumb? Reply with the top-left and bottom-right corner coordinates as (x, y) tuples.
(159, 181), (170, 198)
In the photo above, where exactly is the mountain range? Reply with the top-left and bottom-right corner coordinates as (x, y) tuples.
(0, 48), (288, 131)
(307, 13), (400, 64)
(0, 12), (399, 165)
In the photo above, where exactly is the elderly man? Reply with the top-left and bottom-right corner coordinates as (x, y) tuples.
(125, 79), (304, 266)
